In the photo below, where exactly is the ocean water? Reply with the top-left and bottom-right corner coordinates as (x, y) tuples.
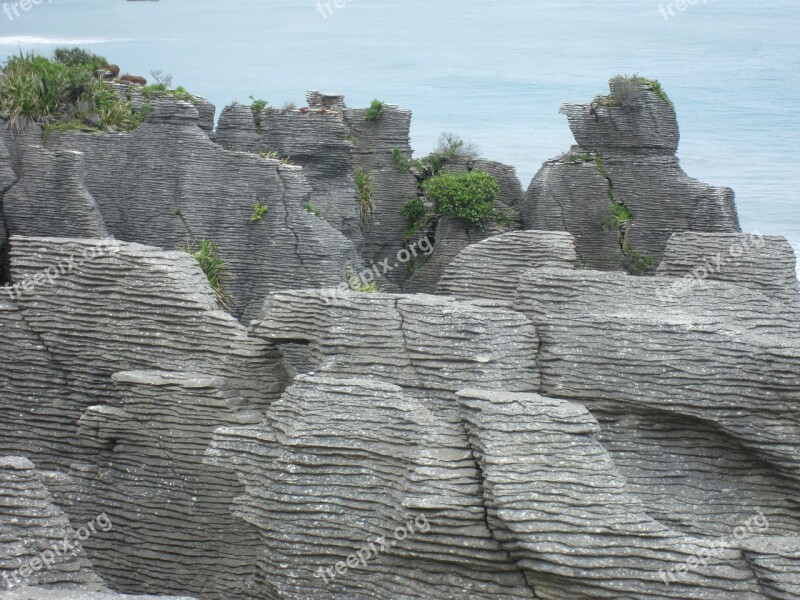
(1, 0), (799, 267)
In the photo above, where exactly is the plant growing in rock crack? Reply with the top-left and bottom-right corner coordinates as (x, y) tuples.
(250, 202), (269, 222)
(595, 152), (654, 275)
(365, 99), (385, 121)
(182, 240), (233, 311)
(304, 203), (322, 218)
(354, 167), (375, 225)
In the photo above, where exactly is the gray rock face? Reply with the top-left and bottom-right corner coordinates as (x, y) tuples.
(436, 230), (578, 300)
(513, 267), (800, 481)
(1, 98), (361, 322)
(524, 83), (741, 271)
(2, 146), (108, 238)
(657, 232), (800, 307)
(0, 456), (101, 590)
(344, 104), (420, 287)
(251, 290), (540, 410)
(2, 237), (291, 598)
(741, 537), (800, 599)
(215, 96), (364, 250)
(456, 389), (766, 599)
(2, 590), (197, 600)
(207, 376), (535, 599)
(0, 300), (77, 468)
(77, 370), (261, 599)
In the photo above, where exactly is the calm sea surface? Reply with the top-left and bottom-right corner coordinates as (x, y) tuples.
(2, 0), (798, 267)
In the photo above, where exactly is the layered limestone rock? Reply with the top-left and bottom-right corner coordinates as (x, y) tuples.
(0, 300), (78, 468)
(207, 376), (536, 599)
(456, 390), (767, 599)
(76, 370), (261, 599)
(657, 232), (800, 307)
(524, 80), (740, 271)
(344, 103), (419, 287)
(2, 145), (108, 238)
(3, 237), (287, 466)
(513, 267), (800, 524)
(0, 456), (101, 590)
(250, 289), (540, 410)
(215, 94), (364, 249)
(741, 537), (800, 599)
(403, 157), (525, 294)
(2, 590), (197, 600)
(436, 230), (578, 300)
(1, 97), (360, 322)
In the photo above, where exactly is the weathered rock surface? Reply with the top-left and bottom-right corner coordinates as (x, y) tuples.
(741, 537), (800, 599)
(2, 237), (291, 598)
(77, 370), (261, 599)
(1, 98), (360, 322)
(208, 376), (536, 599)
(657, 232), (800, 307)
(436, 230), (578, 299)
(251, 290), (540, 408)
(524, 82), (741, 271)
(457, 389), (767, 599)
(215, 94), (364, 250)
(0, 456), (100, 590)
(344, 104), (420, 287)
(2, 146), (108, 238)
(2, 589), (197, 600)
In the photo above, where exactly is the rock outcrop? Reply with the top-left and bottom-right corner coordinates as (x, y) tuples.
(524, 80), (741, 271)
(215, 94), (364, 250)
(657, 231), (800, 307)
(1, 98), (361, 322)
(0, 456), (100, 590)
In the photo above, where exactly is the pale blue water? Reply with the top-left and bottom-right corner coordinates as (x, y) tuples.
(1, 0), (799, 261)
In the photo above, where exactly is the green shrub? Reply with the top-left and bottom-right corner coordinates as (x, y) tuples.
(365, 99), (385, 121)
(354, 167), (375, 225)
(0, 52), (146, 133)
(250, 202), (269, 222)
(424, 170), (503, 232)
(183, 240), (233, 311)
(53, 47), (107, 70)
(392, 147), (412, 172)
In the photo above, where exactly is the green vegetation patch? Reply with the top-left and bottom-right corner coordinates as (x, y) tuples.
(183, 240), (233, 311)
(425, 170), (504, 232)
(365, 99), (385, 121)
(0, 49), (148, 133)
(354, 166), (375, 225)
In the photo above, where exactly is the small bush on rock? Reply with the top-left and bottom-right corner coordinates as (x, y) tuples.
(425, 170), (504, 232)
